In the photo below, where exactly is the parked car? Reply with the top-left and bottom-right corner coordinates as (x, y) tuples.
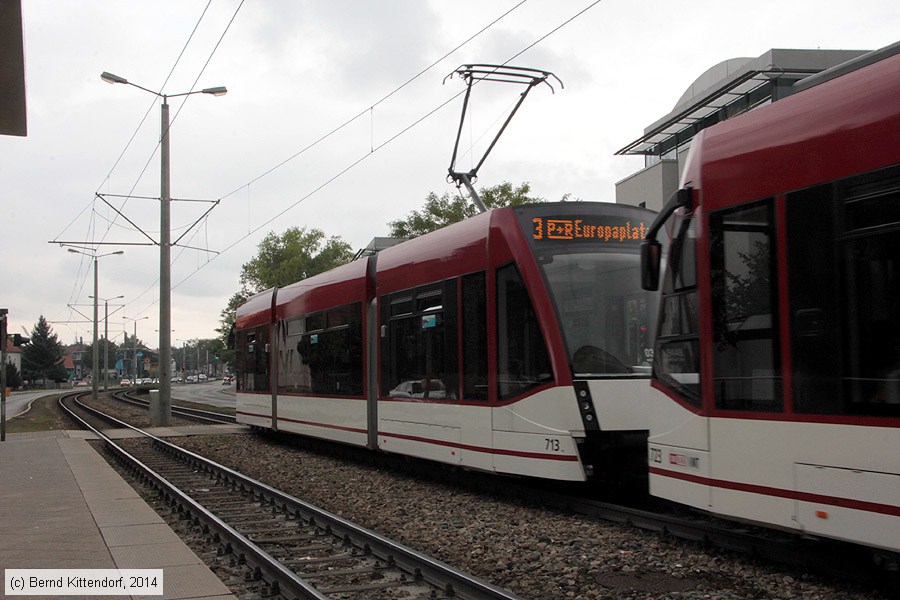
(119, 379), (131, 387)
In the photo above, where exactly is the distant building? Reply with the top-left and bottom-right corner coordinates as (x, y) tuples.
(66, 340), (87, 380)
(60, 354), (77, 381)
(615, 48), (870, 212)
(4, 339), (22, 372)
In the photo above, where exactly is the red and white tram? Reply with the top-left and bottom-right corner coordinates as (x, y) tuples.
(235, 201), (659, 483)
(641, 43), (900, 554)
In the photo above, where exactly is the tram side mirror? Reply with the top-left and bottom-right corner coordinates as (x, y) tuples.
(641, 239), (662, 291)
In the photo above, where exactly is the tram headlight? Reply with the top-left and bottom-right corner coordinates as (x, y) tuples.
(585, 414), (594, 422)
(582, 401), (591, 411)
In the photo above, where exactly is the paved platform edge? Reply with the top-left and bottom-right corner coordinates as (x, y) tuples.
(4, 433), (238, 599)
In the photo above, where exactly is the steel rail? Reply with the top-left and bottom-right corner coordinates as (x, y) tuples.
(60, 392), (330, 599)
(113, 389), (235, 424)
(61, 392), (524, 600)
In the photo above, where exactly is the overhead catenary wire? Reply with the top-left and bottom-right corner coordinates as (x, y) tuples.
(52, 0), (226, 340)
(81, 1), (532, 320)
(61, 1), (604, 340)
(217, 0), (529, 202)
(97, 0), (244, 247)
(53, 0), (216, 249)
(170, 0), (605, 292)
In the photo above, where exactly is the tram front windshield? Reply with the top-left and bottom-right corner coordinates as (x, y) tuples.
(536, 245), (657, 379)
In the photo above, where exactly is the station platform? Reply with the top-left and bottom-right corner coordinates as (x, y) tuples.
(1, 427), (245, 599)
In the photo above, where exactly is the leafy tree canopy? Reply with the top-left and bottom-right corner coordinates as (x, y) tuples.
(240, 227), (353, 293)
(174, 338), (226, 372)
(79, 337), (121, 370)
(387, 181), (544, 239)
(217, 227), (353, 361)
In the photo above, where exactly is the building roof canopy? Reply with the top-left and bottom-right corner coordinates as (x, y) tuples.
(616, 48), (869, 156)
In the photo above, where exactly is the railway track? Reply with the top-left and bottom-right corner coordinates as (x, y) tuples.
(112, 389), (236, 424)
(60, 392), (522, 600)
(274, 432), (898, 593)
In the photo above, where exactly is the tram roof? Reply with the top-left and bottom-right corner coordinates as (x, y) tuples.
(694, 47), (900, 209)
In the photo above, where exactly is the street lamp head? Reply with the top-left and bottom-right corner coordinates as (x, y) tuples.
(100, 71), (128, 85)
(88, 294), (124, 301)
(202, 86), (228, 97)
(67, 247), (125, 259)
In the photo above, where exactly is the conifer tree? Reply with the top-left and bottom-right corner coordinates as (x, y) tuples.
(21, 315), (68, 384)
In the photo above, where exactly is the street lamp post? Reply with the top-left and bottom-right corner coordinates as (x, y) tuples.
(124, 316), (149, 384)
(101, 71), (226, 426)
(91, 294), (124, 391)
(67, 249), (124, 403)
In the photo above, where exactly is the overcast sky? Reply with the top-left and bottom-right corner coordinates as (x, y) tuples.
(2, 0), (898, 349)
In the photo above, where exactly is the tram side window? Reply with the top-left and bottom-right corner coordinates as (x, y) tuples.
(709, 200), (782, 412)
(280, 303), (364, 396)
(496, 263), (552, 400)
(652, 215), (701, 406)
(843, 224), (900, 412)
(789, 167), (900, 416)
(381, 281), (459, 400)
(277, 317), (311, 393)
(237, 326), (270, 393)
(462, 272), (488, 401)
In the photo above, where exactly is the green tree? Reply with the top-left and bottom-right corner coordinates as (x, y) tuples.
(240, 227), (353, 293)
(216, 227), (353, 366)
(387, 181), (545, 238)
(79, 338), (121, 370)
(21, 316), (68, 384)
(5, 361), (23, 389)
(176, 338), (225, 374)
(215, 291), (247, 368)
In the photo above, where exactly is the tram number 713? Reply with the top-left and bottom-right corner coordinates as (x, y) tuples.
(649, 448), (663, 464)
(545, 438), (562, 452)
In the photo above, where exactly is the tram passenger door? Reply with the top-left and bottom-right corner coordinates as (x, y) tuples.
(706, 201), (782, 519)
(379, 281), (463, 467)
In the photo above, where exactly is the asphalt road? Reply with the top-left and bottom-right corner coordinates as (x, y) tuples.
(2, 380), (235, 421)
(172, 380), (236, 409)
(2, 389), (65, 420)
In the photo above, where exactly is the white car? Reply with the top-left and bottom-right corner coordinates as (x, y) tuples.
(389, 379), (446, 399)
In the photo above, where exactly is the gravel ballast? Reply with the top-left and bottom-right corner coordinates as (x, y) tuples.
(157, 432), (889, 600)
